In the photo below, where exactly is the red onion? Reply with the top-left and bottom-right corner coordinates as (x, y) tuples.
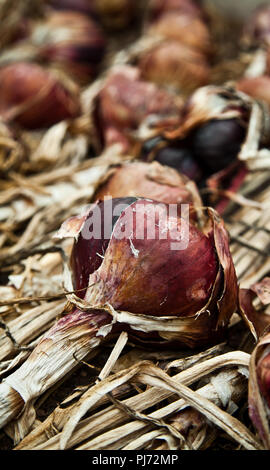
(32, 11), (106, 83)
(48, 0), (98, 18)
(0, 196), (239, 434)
(146, 0), (205, 22)
(59, 197), (238, 348)
(249, 333), (270, 449)
(138, 0), (212, 93)
(93, 65), (183, 153)
(0, 62), (80, 129)
(243, 4), (270, 49)
(146, 11), (212, 56)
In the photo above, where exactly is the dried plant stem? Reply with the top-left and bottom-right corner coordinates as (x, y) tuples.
(16, 343), (225, 449)
(0, 300), (66, 361)
(60, 357), (259, 450)
(0, 309), (112, 440)
(108, 368), (248, 451)
(17, 351), (251, 450)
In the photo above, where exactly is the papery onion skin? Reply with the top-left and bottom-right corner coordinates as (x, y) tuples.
(0, 62), (80, 129)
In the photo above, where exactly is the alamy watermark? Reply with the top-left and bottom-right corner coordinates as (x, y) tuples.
(80, 198), (190, 251)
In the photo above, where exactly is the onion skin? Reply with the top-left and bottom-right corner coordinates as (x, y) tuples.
(0, 62), (80, 129)
(58, 198), (238, 348)
(93, 65), (182, 152)
(85, 200), (218, 317)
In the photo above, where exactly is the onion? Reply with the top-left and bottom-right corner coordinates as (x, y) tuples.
(0, 62), (80, 129)
(32, 11), (106, 83)
(140, 85), (250, 181)
(0, 10), (107, 84)
(138, 0), (212, 93)
(48, 0), (135, 30)
(93, 161), (202, 220)
(64, 197), (238, 345)
(242, 4), (270, 49)
(146, 12), (212, 56)
(249, 334), (270, 449)
(146, 0), (205, 22)
(92, 65), (182, 152)
(138, 40), (210, 94)
(48, 0), (98, 18)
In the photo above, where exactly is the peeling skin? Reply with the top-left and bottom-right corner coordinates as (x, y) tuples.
(70, 197), (137, 298)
